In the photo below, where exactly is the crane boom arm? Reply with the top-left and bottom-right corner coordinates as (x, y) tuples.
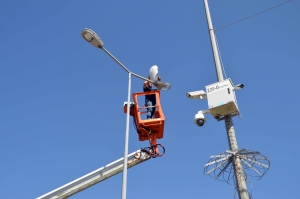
(37, 150), (150, 199)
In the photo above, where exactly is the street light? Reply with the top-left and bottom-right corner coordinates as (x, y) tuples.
(81, 28), (171, 90)
(81, 28), (171, 199)
(81, 28), (104, 48)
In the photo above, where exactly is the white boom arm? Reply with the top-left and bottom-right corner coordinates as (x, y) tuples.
(37, 150), (150, 199)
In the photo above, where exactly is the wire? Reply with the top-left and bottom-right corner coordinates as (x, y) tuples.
(131, 106), (166, 158)
(214, 0), (292, 31)
(130, 104), (141, 134)
(140, 131), (166, 158)
(212, 0), (292, 87)
(251, 181), (253, 198)
(214, 33), (227, 80)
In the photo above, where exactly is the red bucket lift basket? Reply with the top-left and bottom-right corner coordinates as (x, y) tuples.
(124, 90), (165, 142)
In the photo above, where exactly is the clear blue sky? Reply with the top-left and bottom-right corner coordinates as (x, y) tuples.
(1, 0), (299, 198)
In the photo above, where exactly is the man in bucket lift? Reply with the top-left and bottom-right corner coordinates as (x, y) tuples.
(143, 65), (161, 119)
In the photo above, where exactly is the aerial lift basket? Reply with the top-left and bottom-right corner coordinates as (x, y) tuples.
(124, 90), (165, 141)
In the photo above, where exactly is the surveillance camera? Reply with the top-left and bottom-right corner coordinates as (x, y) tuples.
(234, 84), (244, 90)
(194, 111), (206, 127)
(186, 90), (207, 100)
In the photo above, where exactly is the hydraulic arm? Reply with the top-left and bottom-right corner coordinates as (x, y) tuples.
(37, 150), (150, 199)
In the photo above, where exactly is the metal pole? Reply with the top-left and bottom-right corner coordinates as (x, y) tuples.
(203, 0), (223, 82)
(102, 47), (154, 83)
(102, 47), (131, 73)
(121, 72), (131, 199)
(99, 47), (161, 198)
(203, 1), (249, 198)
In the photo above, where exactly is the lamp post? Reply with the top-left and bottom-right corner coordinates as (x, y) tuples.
(203, 1), (249, 199)
(81, 28), (171, 199)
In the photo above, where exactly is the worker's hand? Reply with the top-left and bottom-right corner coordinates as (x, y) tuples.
(144, 80), (153, 88)
(148, 81), (153, 88)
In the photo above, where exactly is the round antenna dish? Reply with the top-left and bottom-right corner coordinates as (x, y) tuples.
(149, 65), (159, 82)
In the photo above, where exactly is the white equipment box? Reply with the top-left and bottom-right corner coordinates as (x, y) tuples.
(205, 79), (239, 118)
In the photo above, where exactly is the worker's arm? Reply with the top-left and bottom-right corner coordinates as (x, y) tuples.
(144, 76), (161, 88)
(143, 81), (148, 88)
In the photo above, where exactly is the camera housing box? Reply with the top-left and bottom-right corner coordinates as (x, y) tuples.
(205, 78), (239, 118)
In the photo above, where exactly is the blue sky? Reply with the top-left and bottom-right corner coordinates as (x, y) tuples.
(1, 0), (299, 198)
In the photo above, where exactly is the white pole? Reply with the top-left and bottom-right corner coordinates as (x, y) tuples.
(203, 1), (249, 198)
(121, 72), (131, 199)
(81, 30), (170, 199)
(100, 47), (167, 198)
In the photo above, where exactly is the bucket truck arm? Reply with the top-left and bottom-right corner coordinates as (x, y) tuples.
(37, 150), (150, 199)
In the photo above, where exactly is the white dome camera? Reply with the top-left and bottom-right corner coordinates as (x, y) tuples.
(194, 111), (206, 127)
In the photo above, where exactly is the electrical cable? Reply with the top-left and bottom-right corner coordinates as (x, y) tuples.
(214, 32), (227, 80)
(140, 131), (165, 158)
(130, 103), (165, 158)
(214, 0), (292, 31)
(130, 104), (141, 134)
(210, 1), (292, 121)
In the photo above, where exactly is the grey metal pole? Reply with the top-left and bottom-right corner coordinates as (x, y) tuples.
(203, 1), (249, 198)
(203, 0), (223, 82)
(102, 47), (154, 83)
(81, 29), (168, 199)
(102, 47), (130, 73)
(100, 46), (166, 199)
(121, 72), (131, 199)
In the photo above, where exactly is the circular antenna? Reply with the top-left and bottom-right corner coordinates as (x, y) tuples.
(149, 65), (159, 82)
(81, 28), (104, 48)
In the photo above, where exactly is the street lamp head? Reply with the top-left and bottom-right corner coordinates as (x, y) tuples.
(154, 81), (171, 91)
(81, 28), (104, 49)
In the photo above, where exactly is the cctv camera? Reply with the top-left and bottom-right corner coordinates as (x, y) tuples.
(186, 90), (207, 100)
(234, 84), (244, 90)
(194, 111), (206, 127)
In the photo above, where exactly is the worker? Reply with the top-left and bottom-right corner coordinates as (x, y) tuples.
(143, 75), (161, 119)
